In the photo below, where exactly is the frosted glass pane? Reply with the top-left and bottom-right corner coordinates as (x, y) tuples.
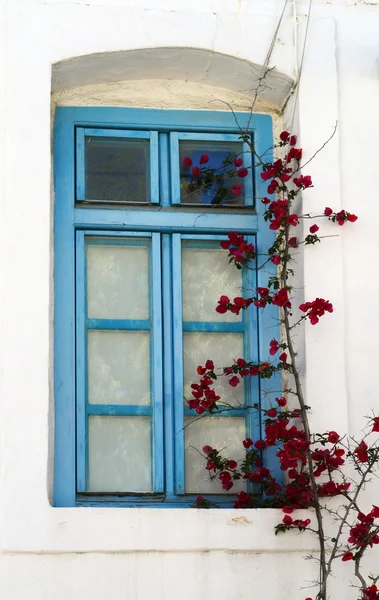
(184, 333), (245, 408)
(87, 242), (149, 319)
(88, 331), (150, 405)
(185, 417), (246, 493)
(182, 245), (243, 322)
(85, 137), (150, 203)
(179, 140), (246, 206)
(88, 416), (152, 492)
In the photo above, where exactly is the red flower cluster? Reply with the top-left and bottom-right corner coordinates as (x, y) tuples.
(317, 480), (351, 497)
(216, 295), (253, 316)
(372, 417), (379, 432)
(355, 440), (369, 463)
(188, 362), (220, 414)
(324, 207), (358, 225)
(362, 585), (379, 600)
(231, 184), (243, 196)
(282, 515), (311, 529)
(293, 174), (313, 189)
(311, 447), (345, 477)
(347, 509), (379, 549)
(220, 232), (256, 264)
(299, 298), (333, 325)
(279, 131), (297, 145)
(269, 338), (279, 355)
(272, 288), (291, 308)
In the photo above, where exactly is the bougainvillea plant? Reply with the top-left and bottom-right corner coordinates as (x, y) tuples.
(183, 132), (379, 600)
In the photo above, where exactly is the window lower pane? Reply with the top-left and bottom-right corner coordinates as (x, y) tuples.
(182, 243), (243, 322)
(184, 416), (247, 494)
(88, 415), (152, 492)
(88, 330), (150, 405)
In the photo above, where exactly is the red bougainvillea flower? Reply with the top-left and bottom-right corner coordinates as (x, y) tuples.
(267, 180), (278, 194)
(202, 445), (213, 456)
(282, 515), (293, 526)
(293, 174), (313, 189)
(199, 154), (209, 164)
(231, 184), (243, 196)
(269, 339), (279, 355)
(237, 167), (249, 178)
(255, 439), (267, 450)
(354, 440), (369, 463)
(287, 213), (299, 227)
(372, 417), (379, 432)
(205, 359), (214, 370)
(261, 196), (271, 205)
(324, 207), (333, 216)
(287, 147), (302, 161)
(342, 552), (353, 562)
(243, 438), (253, 449)
(234, 157), (243, 167)
(280, 131), (290, 142)
(271, 255), (281, 265)
(215, 295), (230, 314)
(183, 156), (193, 167)
(289, 236), (298, 248)
(279, 352), (287, 363)
(197, 365), (206, 375)
(272, 288), (291, 308)
(229, 376), (240, 387)
(309, 224), (319, 234)
(267, 408), (278, 418)
(362, 585), (378, 600)
(276, 397), (287, 407)
(328, 431), (340, 443)
(192, 166), (201, 177)
(228, 460), (238, 470)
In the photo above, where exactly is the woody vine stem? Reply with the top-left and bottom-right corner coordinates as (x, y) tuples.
(182, 131), (379, 600)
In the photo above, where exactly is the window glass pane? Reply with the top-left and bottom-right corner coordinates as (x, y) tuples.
(86, 241), (149, 320)
(179, 140), (249, 206)
(88, 331), (150, 405)
(185, 416), (246, 493)
(182, 243), (243, 322)
(85, 137), (150, 202)
(88, 416), (152, 492)
(184, 332), (245, 408)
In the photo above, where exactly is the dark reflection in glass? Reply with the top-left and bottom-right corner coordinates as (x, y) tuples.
(179, 140), (248, 206)
(85, 137), (150, 203)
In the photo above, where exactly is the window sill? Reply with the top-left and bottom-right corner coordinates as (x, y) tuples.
(2, 504), (316, 555)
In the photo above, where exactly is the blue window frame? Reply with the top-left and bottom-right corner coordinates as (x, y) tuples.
(53, 107), (280, 507)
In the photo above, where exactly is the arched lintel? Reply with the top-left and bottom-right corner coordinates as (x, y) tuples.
(52, 47), (294, 111)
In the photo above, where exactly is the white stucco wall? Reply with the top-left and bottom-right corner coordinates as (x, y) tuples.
(1, 0), (379, 598)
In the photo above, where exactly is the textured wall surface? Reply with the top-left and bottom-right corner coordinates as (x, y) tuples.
(0, 0), (379, 598)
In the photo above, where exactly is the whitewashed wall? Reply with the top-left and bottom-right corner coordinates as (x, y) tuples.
(1, 0), (379, 598)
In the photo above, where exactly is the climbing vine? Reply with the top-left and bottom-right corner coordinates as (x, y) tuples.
(183, 132), (379, 600)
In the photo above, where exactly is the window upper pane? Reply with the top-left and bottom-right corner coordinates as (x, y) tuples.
(85, 136), (150, 202)
(179, 140), (248, 206)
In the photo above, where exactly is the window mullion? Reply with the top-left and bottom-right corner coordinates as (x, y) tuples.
(151, 232), (164, 492)
(172, 233), (185, 495)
